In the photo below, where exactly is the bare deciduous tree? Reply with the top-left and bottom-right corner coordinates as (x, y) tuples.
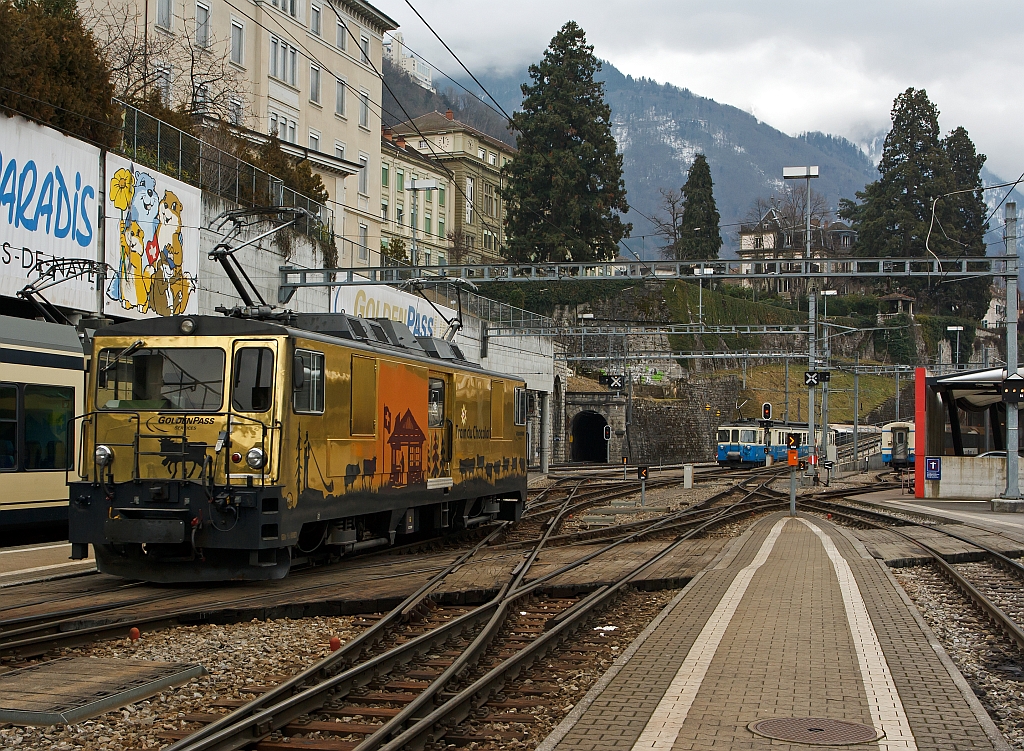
(82, 0), (250, 125)
(652, 188), (684, 259)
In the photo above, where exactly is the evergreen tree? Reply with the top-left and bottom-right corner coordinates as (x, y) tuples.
(675, 154), (722, 259)
(0, 0), (119, 146)
(502, 22), (630, 262)
(839, 88), (989, 318)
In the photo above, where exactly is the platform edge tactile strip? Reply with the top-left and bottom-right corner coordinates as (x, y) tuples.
(0, 658), (206, 726)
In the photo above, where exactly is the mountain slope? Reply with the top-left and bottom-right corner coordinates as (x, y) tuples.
(467, 62), (879, 257)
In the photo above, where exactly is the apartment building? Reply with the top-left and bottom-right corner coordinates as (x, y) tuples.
(394, 110), (516, 265)
(380, 129), (453, 266)
(89, 0), (396, 266)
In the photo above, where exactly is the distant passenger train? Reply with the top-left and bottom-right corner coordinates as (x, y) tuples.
(881, 421), (915, 467)
(715, 421), (833, 468)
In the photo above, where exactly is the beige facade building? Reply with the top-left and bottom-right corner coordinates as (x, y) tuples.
(87, 0), (396, 267)
(395, 111), (516, 265)
(382, 32), (433, 92)
(380, 130), (453, 266)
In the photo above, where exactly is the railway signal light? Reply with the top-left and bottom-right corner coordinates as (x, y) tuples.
(786, 433), (801, 449)
(762, 402), (772, 420)
(637, 466), (649, 481)
(603, 425), (612, 441)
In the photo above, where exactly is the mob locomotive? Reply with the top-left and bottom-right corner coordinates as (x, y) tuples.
(715, 421), (831, 467)
(68, 313), (527, 582)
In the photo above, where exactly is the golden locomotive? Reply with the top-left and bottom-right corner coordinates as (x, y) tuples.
(68, 313), (527, 582)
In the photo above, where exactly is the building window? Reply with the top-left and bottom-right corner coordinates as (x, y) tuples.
(336, 21), (347, 49)
(465, 177), (474, 224)
(309, 132), (319, 151)
(381, 164), (388, 187)
(438, 216), (444, 239)
(483, 183), (495, 218)
(155, 64), (172, 105)
(360, 35), (369, 64)
(396, 170), (403, 192)
(358, 224), (368, 261)
(483, 230), (493, 251)
(157, 0), (172, 29)
(270, 37), (298, 86)
(335, 78), (346, 116)
(287, 120), (295, 143)
(310, 3), (321, 35)
(194, 84), (210, 115)
(229, 98), (242, 124)
(310, 64), (321, 103)
(358, 155), (368, 195)
(335, 142), (345, 159)
(381, 200), (388, 221)
(489, 152), (497, 166)
(425, 188), (432, 204)
(478, 147), (485, 160)
(396, 205), (403, 226)
(438, 186), (445, 206)
(230, 20), (244, 64)
(358, 91), (369, 128)
(195, 2), (210, 47)
(424, 211), (431, 236)
(274, 0), (297, 18)
(437, 254), (445, 265)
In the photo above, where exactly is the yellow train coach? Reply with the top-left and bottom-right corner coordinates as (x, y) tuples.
(68, 313), (527, 582)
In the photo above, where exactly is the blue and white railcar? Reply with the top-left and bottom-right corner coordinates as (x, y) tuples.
(881, 421), (915, 467)
(715, 423), (767, 467)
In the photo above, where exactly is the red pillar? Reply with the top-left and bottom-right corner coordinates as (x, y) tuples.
(915, 367), (926, 498)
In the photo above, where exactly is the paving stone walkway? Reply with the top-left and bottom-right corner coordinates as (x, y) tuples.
(541, 512), (1003, 751)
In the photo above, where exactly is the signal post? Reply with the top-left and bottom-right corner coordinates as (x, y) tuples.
(787, 432), (801, 516)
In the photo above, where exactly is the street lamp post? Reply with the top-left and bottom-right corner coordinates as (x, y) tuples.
(694, 267), (712, 329)
(784, 166), (820, 476)
(947, 325), (964, 368)
(408, 178), (439, 265)
(821, 290), (837, 474)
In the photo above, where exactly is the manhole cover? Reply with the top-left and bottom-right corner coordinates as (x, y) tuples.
(749, 717), (882, 745)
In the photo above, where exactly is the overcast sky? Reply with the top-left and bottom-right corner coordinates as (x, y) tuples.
(383, 0), (1023, 184)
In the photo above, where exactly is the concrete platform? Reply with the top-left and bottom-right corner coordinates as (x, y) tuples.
(0, 542), (95, 586)
(851, 489), (1024, 544)
(539, 513), (1006, 751)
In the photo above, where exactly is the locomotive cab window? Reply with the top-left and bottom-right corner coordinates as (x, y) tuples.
(98, 347), (224, 411)
(740, 429), (756, 443)
(428, 378), (445, 428)
(717, 430), (729, 443)
(293, 350), (325, 414)
(514, 387), (527, 426)
(232, 348), (275, 412)
(731, 429), (739, 442)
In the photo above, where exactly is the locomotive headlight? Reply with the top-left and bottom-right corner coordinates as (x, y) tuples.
(95, 445), (114, 466)
(179, 318), (196, 334)
(245, 447), (267, 470)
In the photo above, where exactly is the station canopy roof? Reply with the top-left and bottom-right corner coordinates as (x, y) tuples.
(927, 367), (1015, 409)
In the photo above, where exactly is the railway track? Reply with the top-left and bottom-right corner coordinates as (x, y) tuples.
(802, 497), (1024, 652)
(158, 474), (787, 751)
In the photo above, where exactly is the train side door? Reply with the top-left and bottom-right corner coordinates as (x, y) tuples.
(427, 373), (452, 480)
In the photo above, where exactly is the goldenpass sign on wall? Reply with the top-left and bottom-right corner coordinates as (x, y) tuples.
(103, 153), (200, 319)
(0, 115), (101, 311)
(333, 286), (457, 339)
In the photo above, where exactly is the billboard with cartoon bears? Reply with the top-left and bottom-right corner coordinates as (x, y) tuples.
(103, 153), (200, 318)
(0, 115), (101, 312)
